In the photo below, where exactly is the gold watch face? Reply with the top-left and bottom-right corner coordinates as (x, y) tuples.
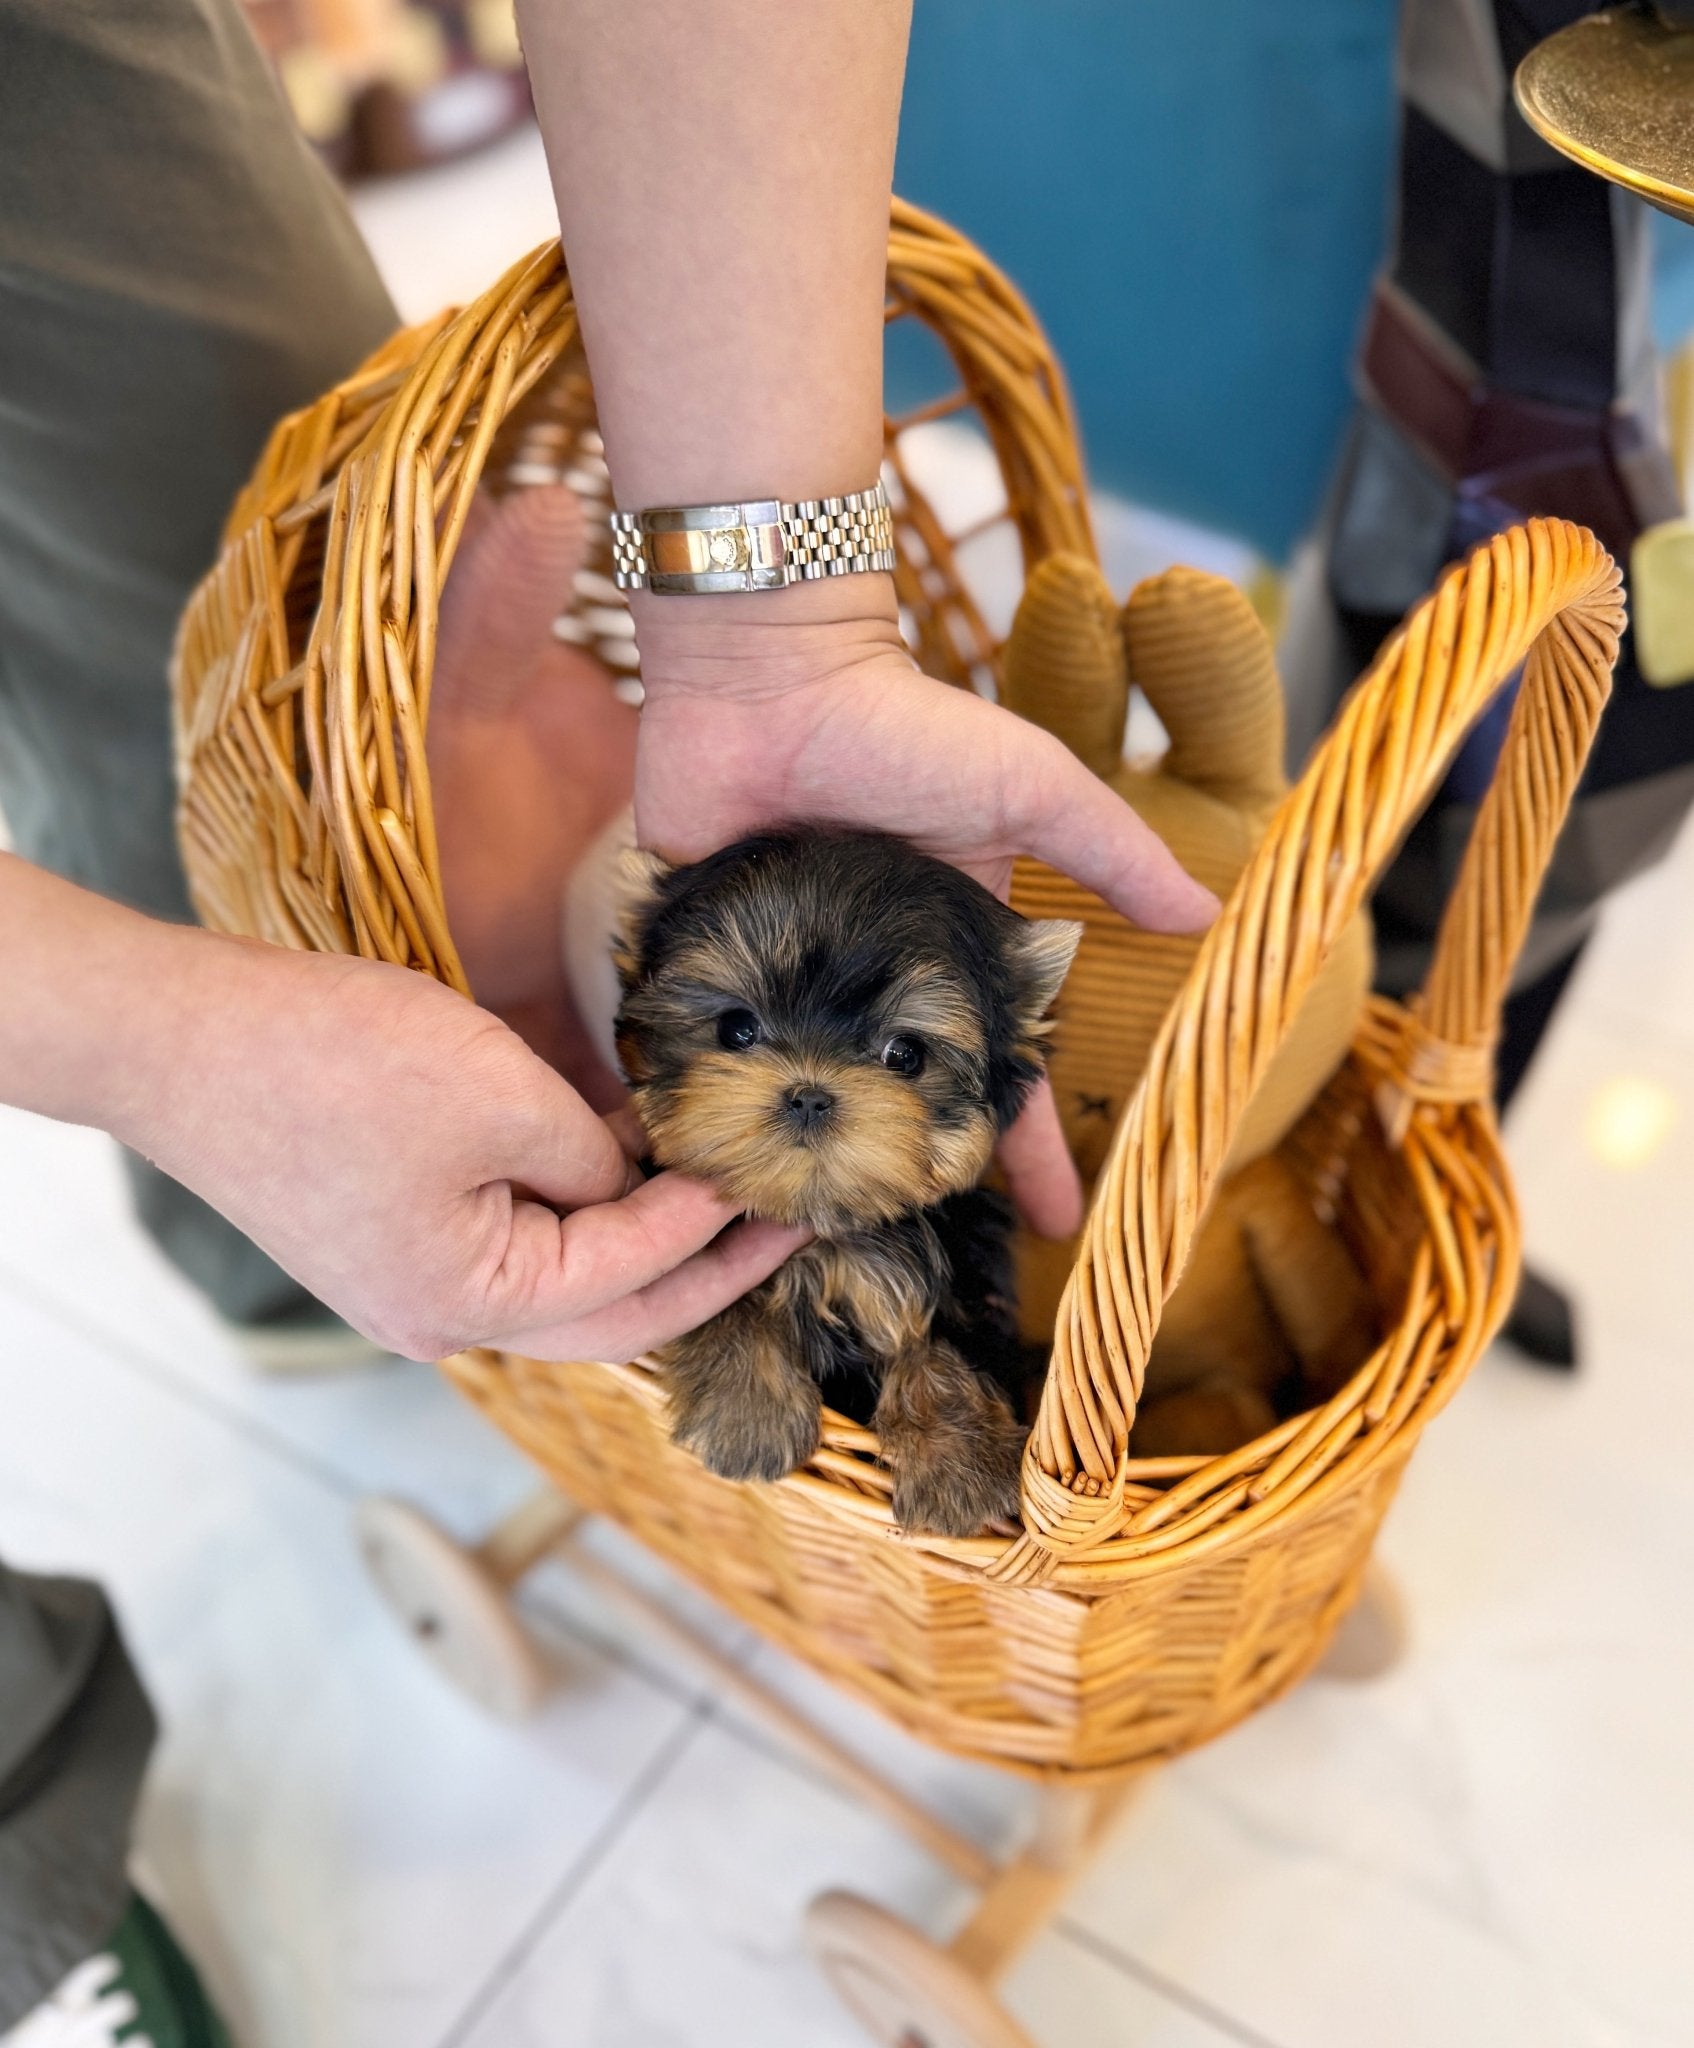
(706, 527), (751, 572)
(648, 526), (753, 578)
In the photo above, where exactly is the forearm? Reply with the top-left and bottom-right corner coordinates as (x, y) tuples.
(0, 852), (221, 1144)
(517, 0), (911, 659)
(0, 858), (806, 1362)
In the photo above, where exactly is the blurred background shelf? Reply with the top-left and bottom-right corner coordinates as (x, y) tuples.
(243, 0), (530, 180)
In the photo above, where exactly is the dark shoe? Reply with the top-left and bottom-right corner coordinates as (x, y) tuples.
(1500, 1265), (1579, 1371)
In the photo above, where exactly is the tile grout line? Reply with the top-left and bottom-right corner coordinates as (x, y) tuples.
(0, 1240), (1452, 2048)
(0, 1255), (358, 1500)
(0, 1256), (738, 1721)
(695, 1680), (1298, 2048)
(519, 1576), (730, 1715)
(689, 1653), (995, 1843)
(1053, 1917), (1294, 2048)
(429, 1701), (711, 2048)
(432, 1654), (1290, 2048)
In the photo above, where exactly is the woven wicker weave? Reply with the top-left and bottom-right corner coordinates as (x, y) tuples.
(172, 204), (1622, 1778)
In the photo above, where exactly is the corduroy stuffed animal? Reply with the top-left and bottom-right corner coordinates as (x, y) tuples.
(1003, 556), (1379, 1456)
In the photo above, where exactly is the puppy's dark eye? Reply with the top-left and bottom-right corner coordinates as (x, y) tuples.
(879, 1034), (926, 1077)
(716, 1008), (763, 1051)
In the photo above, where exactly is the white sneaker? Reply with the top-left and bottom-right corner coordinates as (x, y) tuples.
(0, 1894), (230, 2048)
(1, 1953), (148, 2048)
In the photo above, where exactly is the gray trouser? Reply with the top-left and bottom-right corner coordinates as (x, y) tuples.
(0, 0), (397, 1326)
(0, 1566), (155, 2028)
(0, 0), (397, 2017)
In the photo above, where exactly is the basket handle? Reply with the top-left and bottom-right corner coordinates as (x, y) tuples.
(1001, 518), (1624, 1582)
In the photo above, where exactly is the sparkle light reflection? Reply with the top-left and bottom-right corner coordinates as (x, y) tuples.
(1583, 1075), (1679, 1171)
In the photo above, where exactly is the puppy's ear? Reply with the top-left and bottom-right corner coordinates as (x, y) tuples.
(563, 810), (669, 1069)
(609, 843), (673, 984)
(985, 917), (1084, 1131)
(1007, 918), (1083, 1038)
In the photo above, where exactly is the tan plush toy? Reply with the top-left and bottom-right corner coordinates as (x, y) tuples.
(1004, 556), (1379, 1458)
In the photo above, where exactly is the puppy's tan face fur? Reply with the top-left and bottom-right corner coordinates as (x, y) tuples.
(633, 981), (997, 1231)
(614, 833), (1079, 1235)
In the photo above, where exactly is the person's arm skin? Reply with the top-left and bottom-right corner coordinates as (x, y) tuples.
(518, 2), (1218, 1237)
(0, 853), (803, 1362)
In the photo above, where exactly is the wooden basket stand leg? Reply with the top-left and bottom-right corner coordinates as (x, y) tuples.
(356, 1484), (1154, 2046)
(807, 1774), (1147, 2048)
(355, 1486), (579, 1718)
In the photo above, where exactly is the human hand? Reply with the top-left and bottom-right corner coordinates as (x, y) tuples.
(428, 485), (636, 1104)
(119, 929), (804, 1362)
(629, 586), (1220, 1237)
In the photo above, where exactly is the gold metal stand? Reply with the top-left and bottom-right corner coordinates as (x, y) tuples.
(1515, 5), (1694, 226)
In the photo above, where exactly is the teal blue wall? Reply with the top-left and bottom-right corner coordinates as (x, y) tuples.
(1654, 211), (1694, 344)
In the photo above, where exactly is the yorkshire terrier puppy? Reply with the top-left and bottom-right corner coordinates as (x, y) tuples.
(614, 828), (1080, 1536)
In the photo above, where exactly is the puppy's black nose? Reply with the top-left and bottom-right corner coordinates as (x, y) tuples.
(784, 1084), (836, 1132)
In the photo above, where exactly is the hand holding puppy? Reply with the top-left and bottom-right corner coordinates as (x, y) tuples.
(0, 852), (806, 1367)
(114, 933), (809, 1366)
(628, 585), (1220, 1239)
(0, 483), (813, 1373)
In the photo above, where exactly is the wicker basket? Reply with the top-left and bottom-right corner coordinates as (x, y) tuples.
(172, 202), (1623, 1780)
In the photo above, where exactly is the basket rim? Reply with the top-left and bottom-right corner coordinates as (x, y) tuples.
(172, 214), (1621, 1595)
(447, 999), (1514, 1596)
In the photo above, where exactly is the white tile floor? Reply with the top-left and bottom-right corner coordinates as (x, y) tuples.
(6, 125), (1694, 2048)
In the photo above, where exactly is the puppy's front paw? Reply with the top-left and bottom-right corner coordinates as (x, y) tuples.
(890, 1407), (1026, 1537)
(876, 1346), (1028, 1537)
(673, 1374), (822, 1483)
(662, 1300), (823, 1484)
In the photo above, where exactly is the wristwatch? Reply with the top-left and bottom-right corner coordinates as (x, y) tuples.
(610, 481), (896, 595)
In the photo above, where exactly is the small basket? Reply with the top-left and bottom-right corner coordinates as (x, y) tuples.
(172, 203), (1622, 1778)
